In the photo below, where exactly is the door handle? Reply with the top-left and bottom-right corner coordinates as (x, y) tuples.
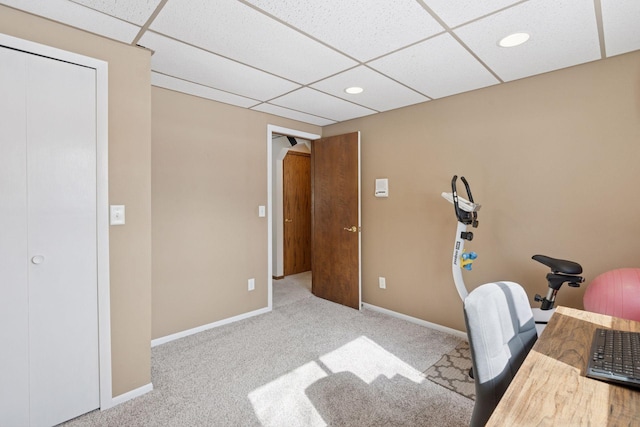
(31, 255), (45, 264)
(343, 226), (357, 233)
(285, 218), (293, 223)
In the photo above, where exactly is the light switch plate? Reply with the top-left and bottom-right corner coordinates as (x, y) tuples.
(110, 205), (125, 225)
(258, 205), (266, 217)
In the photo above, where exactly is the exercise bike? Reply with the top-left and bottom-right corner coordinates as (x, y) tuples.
(442, 175), (584, 335)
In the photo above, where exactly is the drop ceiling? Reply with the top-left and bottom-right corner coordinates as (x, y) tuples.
(3, 0), (638, 127)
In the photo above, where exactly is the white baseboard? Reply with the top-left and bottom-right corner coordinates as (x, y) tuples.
(362, 303), (467, 340)
(107, 382), (153, 409)
(151, 306), (272, 347)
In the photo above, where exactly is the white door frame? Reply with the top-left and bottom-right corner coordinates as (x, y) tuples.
(0, 33), (113, 410)
(266, 125), (320, 310)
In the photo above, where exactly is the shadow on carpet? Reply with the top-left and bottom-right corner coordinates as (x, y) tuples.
(422, 341), (475, 400)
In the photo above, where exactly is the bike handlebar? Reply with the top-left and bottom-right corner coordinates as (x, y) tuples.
(460, 176), (474, 203)
(451, 175), (478, 227)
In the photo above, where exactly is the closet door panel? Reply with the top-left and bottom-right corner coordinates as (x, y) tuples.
(26, 54), (99, 427)
(0, 46), (30, 427)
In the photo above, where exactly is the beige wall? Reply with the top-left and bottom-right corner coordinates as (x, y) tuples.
(151, 87), (320, 339)
(0, 6), (152, 396)
(324, 51), (640, 331)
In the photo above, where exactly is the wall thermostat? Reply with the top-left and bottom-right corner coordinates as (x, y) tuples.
(375, 178), (389, 198)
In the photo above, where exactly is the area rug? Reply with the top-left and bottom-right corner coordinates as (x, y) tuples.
(422, 341), (475, 400)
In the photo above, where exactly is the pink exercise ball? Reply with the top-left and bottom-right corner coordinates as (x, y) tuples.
(583, 268), (640, 321)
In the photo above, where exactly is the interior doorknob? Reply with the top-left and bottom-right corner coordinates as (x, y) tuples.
(343, 226), (357, 233)
(285, 218), (293, 223)
(31, 255), (45, 264)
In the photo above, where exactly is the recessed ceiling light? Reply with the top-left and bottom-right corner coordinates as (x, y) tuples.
(344, 86), (364, 94)
(498, 32), (530, 48)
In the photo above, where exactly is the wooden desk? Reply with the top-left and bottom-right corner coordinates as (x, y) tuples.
(487, 306), (640, 426)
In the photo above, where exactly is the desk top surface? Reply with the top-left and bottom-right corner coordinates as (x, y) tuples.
(487, 306), (640, 426)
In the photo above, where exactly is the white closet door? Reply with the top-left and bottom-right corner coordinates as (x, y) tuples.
(0, 46), (31, 427)
(0, 46), (100, 426)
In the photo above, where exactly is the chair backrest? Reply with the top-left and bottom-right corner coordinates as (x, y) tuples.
(464, 281), (537, 427)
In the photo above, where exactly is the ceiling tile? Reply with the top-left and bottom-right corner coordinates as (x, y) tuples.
(251, 103), (336, 127)
(69, 0), (161, 26)
(151, 72), (258, 109)
(311, 66), (429, 112)
(270, 88), (377, 122)
(369, 33), (499, 99)
(245, 0), (444, 62)
(601, 0), (640, 57)
(0, 0), (140, 43)
(148, 0), (357, 84)
(6, 0), (633, 126)
(454, 0), (601, 82)
(138, 32), (300, 101)
(420, 0), (522, 28)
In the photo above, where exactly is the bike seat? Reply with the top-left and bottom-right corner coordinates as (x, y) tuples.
(532, 254), (583, 275)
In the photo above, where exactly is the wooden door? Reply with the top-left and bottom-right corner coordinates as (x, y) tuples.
(283, 151), (311, 275)
(311, 132), (361, 309)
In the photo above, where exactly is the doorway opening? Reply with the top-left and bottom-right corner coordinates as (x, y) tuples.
(267, 125), (321, 310)
(274, 135), (312, 279)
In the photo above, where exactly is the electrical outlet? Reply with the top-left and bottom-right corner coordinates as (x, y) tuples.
(248, 278), (255, 291)
(379, 277), (386, 289)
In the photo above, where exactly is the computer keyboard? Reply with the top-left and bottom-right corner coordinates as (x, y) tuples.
(586, 328), (640, 389)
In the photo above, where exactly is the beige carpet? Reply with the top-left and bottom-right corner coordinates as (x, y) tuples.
(64, 272), (473, 426)
(422, 341), (475, 400)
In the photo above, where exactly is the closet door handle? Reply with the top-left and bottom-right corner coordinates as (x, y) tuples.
(31, 255), (45, 264)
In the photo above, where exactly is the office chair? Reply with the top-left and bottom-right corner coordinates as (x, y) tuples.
(464, 281), (538, 427)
